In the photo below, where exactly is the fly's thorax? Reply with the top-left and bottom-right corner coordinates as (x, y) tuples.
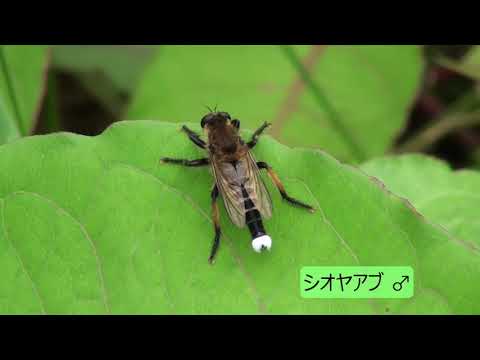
(207, 123), (240, 155)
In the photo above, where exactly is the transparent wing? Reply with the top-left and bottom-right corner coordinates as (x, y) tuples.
(246, 151), (273, 221)
(210, 155), (246, 228)
(210, 152), (273, 228)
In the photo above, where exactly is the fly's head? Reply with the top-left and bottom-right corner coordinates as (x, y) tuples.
(200, 111), (232, 130)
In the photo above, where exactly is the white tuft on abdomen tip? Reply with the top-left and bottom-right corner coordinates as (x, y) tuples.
(252, 235), (272, 253)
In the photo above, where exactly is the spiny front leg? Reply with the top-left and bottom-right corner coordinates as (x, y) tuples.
(160, 157), (209, 167)
(209, 185), (221, 264)
(247, 122), (271, 149)
(181, 125), (207, 149)
(257, 161), (315, 213)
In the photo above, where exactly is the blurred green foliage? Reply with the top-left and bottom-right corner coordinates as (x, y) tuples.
(127, 45), (423, 163)
(0, 45), (49, 143)
(437, 45), (480, 81)
(362, 154), (480, 246)
(52, 45), (155, 93)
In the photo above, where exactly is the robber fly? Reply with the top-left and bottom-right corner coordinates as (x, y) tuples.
(160, 111), (315, 264)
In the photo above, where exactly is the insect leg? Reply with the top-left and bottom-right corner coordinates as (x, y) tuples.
(257, 161), (315, 212)
(160, 157), (209, 167)
(231, 119), (240, 129)
(209, 185), (221, 264)
(181, 125), (207, 149)
(247, 122), (271, 149)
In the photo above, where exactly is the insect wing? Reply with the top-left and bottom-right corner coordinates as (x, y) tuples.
(210, 155), (247, 228)
(246, 151), (273, 220)
(210, 152), (273, 228)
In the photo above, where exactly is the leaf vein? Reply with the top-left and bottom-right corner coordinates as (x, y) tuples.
(6, 191), (111, 313)
(115, 162), (269, 314)
(0, 198), (47, 314)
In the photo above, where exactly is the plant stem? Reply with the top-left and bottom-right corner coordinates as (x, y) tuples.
(394, 112), (480, 153)
(0, 46), (24, 135)
(280, 45), (366, 162)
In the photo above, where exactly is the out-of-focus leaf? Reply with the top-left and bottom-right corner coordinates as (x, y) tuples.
(437, 46), (480, 80)
(0, 98), (19, 144)
(127, 45), (423, 163)
(52, 45), (156, 93)
(52, 46), (157, 117)
(362, 154), (480, 246)
(0, 45), (49, 143)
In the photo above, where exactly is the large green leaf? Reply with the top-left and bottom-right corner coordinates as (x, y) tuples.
(0, 45), (49, 143)
(0, 122), (478, 314)
(361, 154), (480, 247)
(127, 45), (423, 163)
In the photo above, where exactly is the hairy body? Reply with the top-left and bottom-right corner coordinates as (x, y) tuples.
(161, 111), (314, 264)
